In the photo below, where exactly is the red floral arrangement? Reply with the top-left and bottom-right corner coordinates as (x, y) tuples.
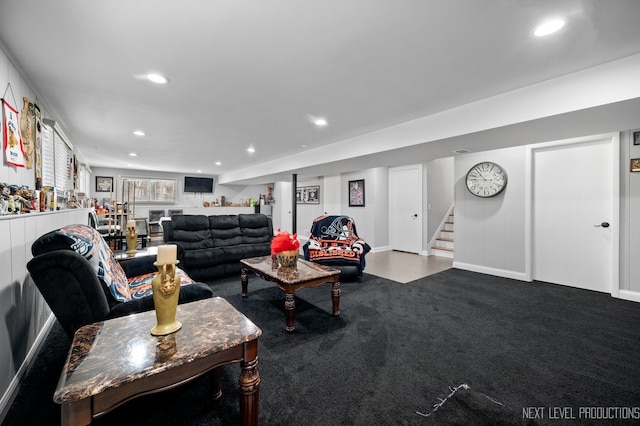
(271, 229), (300, 255)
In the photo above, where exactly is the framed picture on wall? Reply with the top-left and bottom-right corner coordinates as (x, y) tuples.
(296, 185), (320, 204)
(95, 176), (113, 192)
(631, 158), (640, 172)
(348, 179), (365, 207)
(634, 131), (640, 146)
(305, 185), (320, 204)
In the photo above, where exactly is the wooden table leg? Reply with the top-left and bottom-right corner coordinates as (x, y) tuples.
(60, 398), (92, 426)
(284, 292), (295, 331)
(241, 267), (248, 298)
(332, 281), (341, 315)
(210, 367), (222, 401)
(239, 340), (260, 426)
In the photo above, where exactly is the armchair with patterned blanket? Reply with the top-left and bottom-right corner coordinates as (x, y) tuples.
(27, 224), (213, 337)
(302, 215), (371, 276)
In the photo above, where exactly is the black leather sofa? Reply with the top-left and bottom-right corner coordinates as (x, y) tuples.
(27, 224), (213, 337)
(163, 213), (273, 282)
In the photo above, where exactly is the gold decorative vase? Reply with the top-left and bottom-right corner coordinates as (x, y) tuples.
(125, 225), (138, 255)
(150, 261), (182, 336)
(276, 249), (299, 268)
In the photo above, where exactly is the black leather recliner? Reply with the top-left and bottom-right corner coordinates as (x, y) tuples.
(27, 224), (213, 337)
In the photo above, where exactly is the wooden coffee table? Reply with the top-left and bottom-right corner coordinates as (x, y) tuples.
(240, 255), (341, 331)
(54, 297), (261, 426)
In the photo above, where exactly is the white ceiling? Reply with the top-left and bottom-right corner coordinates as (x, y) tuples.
(1, 0), (640, 184)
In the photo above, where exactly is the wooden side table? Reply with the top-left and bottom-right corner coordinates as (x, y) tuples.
(54, 297), (261, 425)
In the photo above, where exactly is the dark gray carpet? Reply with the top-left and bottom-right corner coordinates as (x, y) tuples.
(3, 268), (640, 425)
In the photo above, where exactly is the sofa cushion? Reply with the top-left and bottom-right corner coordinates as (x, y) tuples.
(239, 213), (272, 245)
(57, 224), (131, 303)
(170, 215), (213, 250)
(183, 247), (226, 269)
(209, 215), (244, 247)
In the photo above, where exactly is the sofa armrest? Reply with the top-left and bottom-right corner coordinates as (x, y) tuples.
(27, 250), (111, 337)
(119, 255), (158, 277)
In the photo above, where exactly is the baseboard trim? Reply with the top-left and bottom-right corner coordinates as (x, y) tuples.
(452, 262), (529, 282)
(0, 314), (56, 423)
(371, 245), (391, 253)
(617, 290), (640, 303)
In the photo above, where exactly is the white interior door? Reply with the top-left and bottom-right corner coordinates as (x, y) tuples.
(273, 181), (292, 232)
(389, 165), (422, 253)
(532, 137), (614, 293)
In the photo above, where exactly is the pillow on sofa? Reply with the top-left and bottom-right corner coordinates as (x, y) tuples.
(57, 224), (131, 303)
(128, 268), (195, 300)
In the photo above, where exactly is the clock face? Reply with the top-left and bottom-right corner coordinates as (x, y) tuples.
(465, 161), (508, 198)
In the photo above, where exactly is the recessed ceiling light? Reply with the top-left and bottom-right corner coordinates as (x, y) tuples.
(314, 118), (328, 127)
(247, 147), (256, 153)
(133, 130), (146, 136)
(146, 73), (168, 84)
(196, 170), (202, 173)
(533, 18), (565, 37)
(128, 152), (138, 157)
(215, 161), (222, 166)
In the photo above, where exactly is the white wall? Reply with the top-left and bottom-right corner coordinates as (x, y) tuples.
(0, 209), (90, 417)
(453, 146), (527, 279)
(340, 168), (388, 249)
(620, 128), (640, 296)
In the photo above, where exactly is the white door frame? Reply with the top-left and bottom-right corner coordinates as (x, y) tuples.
(524, 133), (620, 296)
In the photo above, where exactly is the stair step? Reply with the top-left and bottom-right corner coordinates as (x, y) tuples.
(437, 238), (454, 242)
(433, 246), (454, 252)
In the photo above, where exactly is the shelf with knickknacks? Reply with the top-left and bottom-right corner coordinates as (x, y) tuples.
(0, 183), (37, 215)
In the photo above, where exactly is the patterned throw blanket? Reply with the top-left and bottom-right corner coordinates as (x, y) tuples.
(303, 215), (371, 271)
(58, 224), (194, 302)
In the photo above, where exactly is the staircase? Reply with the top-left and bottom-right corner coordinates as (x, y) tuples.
(431, 208), (454, 258)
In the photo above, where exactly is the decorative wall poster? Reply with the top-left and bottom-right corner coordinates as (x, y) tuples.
(20, 97), (35, 169)
(348, 179), (365, 207)
(2, 98), (26, 168)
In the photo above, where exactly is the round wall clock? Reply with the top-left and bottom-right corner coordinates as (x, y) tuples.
(465, 161), (508, 198)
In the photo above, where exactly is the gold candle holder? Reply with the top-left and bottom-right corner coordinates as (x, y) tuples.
(125, 220), (137, 255)
(150, 261), (182, 336)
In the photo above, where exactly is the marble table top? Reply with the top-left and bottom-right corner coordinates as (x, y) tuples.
(241, 255), (340, 284)
(54, 297), (261, 403)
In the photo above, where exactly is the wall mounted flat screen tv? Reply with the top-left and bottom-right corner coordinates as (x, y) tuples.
(184, 176), (214, 193)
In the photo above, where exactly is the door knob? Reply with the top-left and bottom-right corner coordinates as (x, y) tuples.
(412, 214), (418, 218)
(594, 222), (610, 228)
